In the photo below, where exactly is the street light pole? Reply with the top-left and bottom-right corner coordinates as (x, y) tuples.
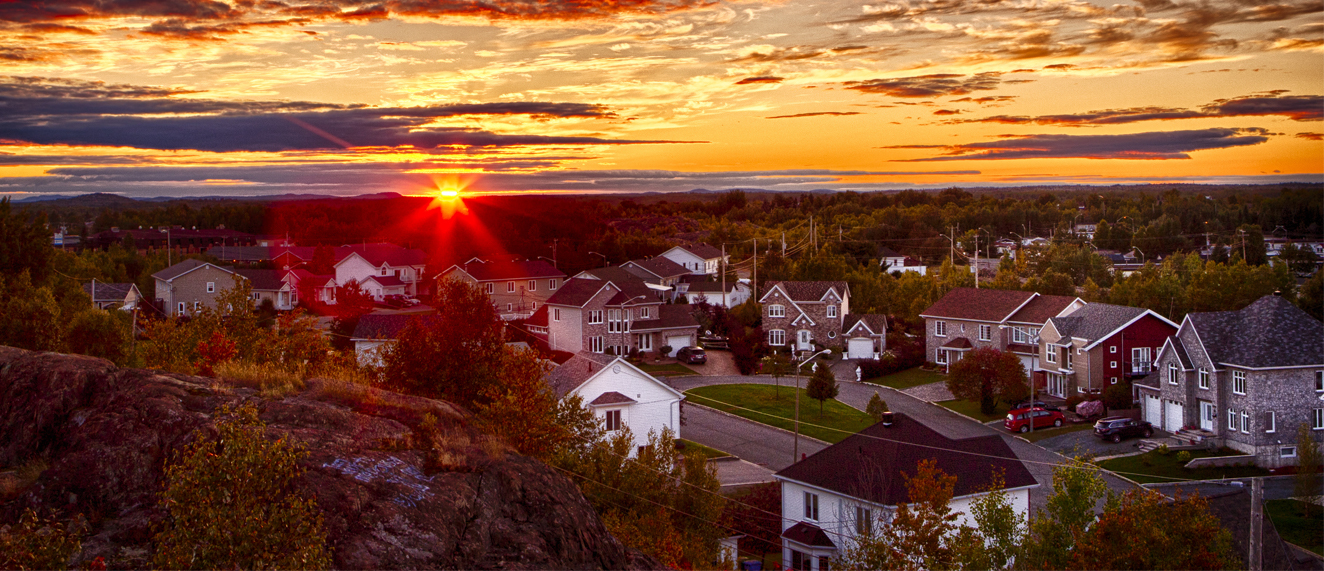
(588, 251), (608, 267)
(793, 348), (832, 463)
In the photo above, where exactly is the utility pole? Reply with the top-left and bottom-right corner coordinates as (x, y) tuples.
(1250, 477), (1263, 571)
(974, 233), (980, 289)
(721, 243), (726, 308)
(782, 232), (786, 257)
(553, 238), (558, 268)
(166, 227), (171, 267)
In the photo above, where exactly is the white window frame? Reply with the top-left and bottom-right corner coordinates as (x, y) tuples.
(193, 301), (200, 311)
(485, 283), (494, 295)
(856, 506), (872, 536)
(641, 307), (651, 319)
(1228, 408), (1237, 431)
(769, 330), (785, 346)
(604, 409), (622, 432)
(177, 302), (185, 314)
(506, 303), (512, 312)
(1240, 410), (1249, 434)
(589, 310), (603, 324)
(206, 281), (215, 293)
(936, 348), (947, 365)
(1012, 327), (1028, 344)
(1168, 363), (1179, 385)
(608, 309), (622, 333)
(1065, 347), (1073, 370)
(1232, 370), (1246, 395)
(1280, 446), (1297, 458)
(1265, 410), (1276, 433)
(1110, 361), (1117, 369)
(1110, 345), (1117, 354)
(935, 320), (947, 337)
(507, 281), (515, 293)
(550, 279), (558, 290)
(769, 304), (785, 318)
(553, 308), (561, 322)
(1314, 408), (1323, 430)
(804, 492), (819, 521)
(1315, 371), (1323, 393)
(1198, 368), (1209, 390)
(1046, 345), (1056, 364)
(979, 324), (991, 342)
(590, 336), (604, 353)
(827, 304), (838, 319)
(528, 279), (536, 291)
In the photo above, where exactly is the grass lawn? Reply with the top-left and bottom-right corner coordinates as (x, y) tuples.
(937, 399), (1010, 423)
(869, 367), (945, 390)
(1021, 422), (1094, 442)
(636, 362), (699, 377)
(1095, 449), (1272, 484)
(1265, 499), (1324, 556)
(685, 384), (876, 444)
(676, 439), (730, 460)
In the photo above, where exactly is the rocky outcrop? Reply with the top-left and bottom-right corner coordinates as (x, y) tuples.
(0, 347), (652, 569)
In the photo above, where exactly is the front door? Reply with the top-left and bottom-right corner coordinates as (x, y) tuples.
(797, 330), (812, 351)
(638, 333), (652, 352)
(1199, 401), (1215, 431)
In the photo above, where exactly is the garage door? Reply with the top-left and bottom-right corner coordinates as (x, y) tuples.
(666, 336), (690, 357)
(1163, 400), (1184, 433)
(1144, 395), (1161, 426)
(847, 338), (874, 360)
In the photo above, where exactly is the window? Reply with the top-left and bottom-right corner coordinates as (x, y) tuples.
(1110, 361), (1117, 369)
(856, 506), (872, 536)
(1168, 363), (1179, 385)
(608, 309), (622, 333)
(1232, 370), (1246, 395)
(251, 293), (260, 301)
(507, 281), (515, 293)
(1012, 327), (1028, 344)
(1111, 377), (1118, 384)
(1110, 345), (1117, 354)
(177, 302), (185, 314)
(590, 336), (604, 353)
(1316, 371), (1323, 392)
(553, 308), (561, 322)
(803, 492), (819, 521)
(979, 324), (991, 341)
(528, 279), (536, 291)
(604, 409), (621, 431)
(769, 304), (785, 318)
(935, 321), (947, 337)
(1281, 446), (1297, 458)
(485, 283), (494, 294)
(1228, 408), (1237, 430)
(641, 307), (650, 319)
(936, 349), (947, 365)
(206, 281), (215, 293)
(1265, 411), (1276, 433)
(380, 266), (389, 276)
(1239, 411), (1249, 433)
(588, 310), (603, 324)
(506, 303), (512, 312)
(550, 279), (558, 290)
(1046, 346), (1057, 364)
(1199, 368), (1210, 390)
(1065, 347), (1073, 370)
(769, 330), (786, 346)
(1314, 408), (1323, 430)
(193, 301), (200, 311)
(827, 304), (837, 319)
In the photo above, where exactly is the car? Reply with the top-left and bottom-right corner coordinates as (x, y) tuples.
(1004, 407), (1065, 433)
(676, 346), (707, 365)
(383, 294), (409, 308)
(1013, 399), (1057, 411)
(1093, 416), (1154, 443)
(402, 297), (422, 307)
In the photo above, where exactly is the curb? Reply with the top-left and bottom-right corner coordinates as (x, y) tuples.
(683, 402), (831, 448)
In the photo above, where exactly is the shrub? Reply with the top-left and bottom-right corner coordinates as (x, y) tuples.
(1176, 451), (1192, 464)
(1102, 383), (1132, 410)
(1156, 444), (1171, 456)
(858, 360), (887, 380)
(1064, 395), (1085, 412)
(0, 508), (83, 570)
(659, 345), (673, 357)
(152, 403), (331, 570)
(216, 361), (304, 398)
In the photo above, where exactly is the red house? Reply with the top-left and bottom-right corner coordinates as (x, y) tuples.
(1036, 303), (1178, 398)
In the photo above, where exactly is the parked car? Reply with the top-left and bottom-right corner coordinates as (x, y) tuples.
(677, 346), (707, 365)
(1094, 416), (1154, 443)
(1013, 399), (1057, 411)
(383, 294), (410, 308)
(402, 297), (422, 307)
(1004, 407), (1064, 433)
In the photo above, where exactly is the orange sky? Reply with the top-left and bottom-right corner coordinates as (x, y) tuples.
(0, 0), (1320, 197)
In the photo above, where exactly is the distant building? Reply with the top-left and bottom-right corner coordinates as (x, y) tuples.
(658, 244), (727, 276)
(152, 259), (244, 317)
(546, 353), (684, 456)
(83, 281), (141, 311)
(437, 259), (566, 320)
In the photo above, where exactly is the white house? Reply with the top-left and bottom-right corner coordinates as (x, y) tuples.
(658, 244), (726, 276)
(349, 314), (419, 367)
(774, 414), (1037, 571)
(547, 353), (684, 455)
(682, 279), (752, 308)
(333, 243), (427, 299)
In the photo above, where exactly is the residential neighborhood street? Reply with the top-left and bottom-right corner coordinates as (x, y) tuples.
(683, 403), (829, 472)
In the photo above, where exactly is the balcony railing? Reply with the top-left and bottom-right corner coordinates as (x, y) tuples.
(1129, 361), (1153, 375)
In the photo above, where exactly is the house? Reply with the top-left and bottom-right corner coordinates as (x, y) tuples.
(842, 314), (888, 360)
(774, 413), (1037, 571)
(544, 276), (699, 357)
(83, 281), (141, 311)
(235, 269), (295, 311)
(284, 269), (337, 305)
(546, 352), (684, 456)
(1135, 295), (1323, 467)
(350, 313), (417, 367)
(1036, 303), (1178, 398)
(620, 257), (691, 295)
(681, 278), (752, 308)
(761, 281), (850, 352)
(878, 247), (907, 271)
(334, 243), (428, 300)
(575, 266), (671, 303)
(437, 259), (566, 320)
(152, 259), (245, 317)
(658, 243), (726, 275)
(920, 288), (1085, 374)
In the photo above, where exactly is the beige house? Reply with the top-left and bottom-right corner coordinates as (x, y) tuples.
(153, 259), (244, 317)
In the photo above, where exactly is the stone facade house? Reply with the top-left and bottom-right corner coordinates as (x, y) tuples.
(152, 259), (244, 317)
(544, 276), (698, 357)
(920, 288), (1084, 373)
(774, 414), (1037, 571)
(437, 259), (566, 320)
(761, 281), (850, 352)
(1135, 295), (1323, 467)
(1037, 303), (1177, 398)
(547, 353), (684, 456)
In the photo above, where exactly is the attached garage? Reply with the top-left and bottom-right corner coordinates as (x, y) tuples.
(666, 335), (692, 357)
(1163, 399), (1184, 433)
(847, 338), (875, 360)
(1144, 394), (1161, 426)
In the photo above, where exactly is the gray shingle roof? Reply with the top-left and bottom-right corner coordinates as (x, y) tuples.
(682, 243), (724, 259)
(626, 257), (689, 279)
(83, 282), (136, 303)
(1187, 295), (1323, 368)
(590, 391), (637, 406)
(1047, 303), (1148, 343)
(460, 260), (565, 281)
(350, 313), (434, 340)
(546, 352), (617, 397)
(545, 278), (612, 307)
(844, 313), (888, 336)
(235, 269), (287, 291)
(764, 281), (849, 302)
(151, 259), (235, 281)
(1005, 294), (1080, 325)
(630, 304), (699, 332)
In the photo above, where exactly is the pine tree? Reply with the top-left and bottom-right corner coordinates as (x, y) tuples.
(805, 363), (839, 416)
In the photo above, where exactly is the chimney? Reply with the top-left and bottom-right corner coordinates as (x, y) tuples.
(1273, 290), (1281, 296)
(881, 411), (895, 427)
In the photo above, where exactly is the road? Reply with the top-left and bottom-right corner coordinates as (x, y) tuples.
(669, 374), (1142, 514)
(683, 404), (828, 472)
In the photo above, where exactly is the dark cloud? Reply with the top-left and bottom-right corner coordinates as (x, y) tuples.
(844, 72), (1017, 98)
(0, 76), (656, 153)
(888, 128), (1271, 161)
(957, 93), (1323, 126)
(950, 95), (1017, 104)
(766, 111), (862, 119)
(1296, 132), (1323, 140)
(735, 76), (783, 85)
(932, 109), (960, 115)
(729, 46), (828, 63)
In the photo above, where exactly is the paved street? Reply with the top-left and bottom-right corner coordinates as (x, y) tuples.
(682, 402), (828, 472)
(668, 373), (1142, 513)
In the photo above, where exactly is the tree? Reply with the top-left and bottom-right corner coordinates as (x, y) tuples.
(1298, 270), (1323, 321)
(474, 347), (600, 461)
(0, 198), (53, 285)
(64, 309), (131, 365)
(1278, 243), (1320, 275)
(1019, 459), (1113, 570)
(309, 245), (336, 275)
(837, 459), (960, 571)
(951, 470), (1025, 571)
(328, 280), (376, 350)
(1294, 422), (1322, 519)
(762, 352), (793, 398)
(194, 330), (237, 377)
(152, 403), (331, 570)
(0, 271), (63, 352)
(805, 363), (839, 415)
(946, 347), (1028, 415)
(380, 278), (506, 406)
(721, 483), (781, 568)
(1069, 491), (1236, 570)
(866, 392), (889, 422)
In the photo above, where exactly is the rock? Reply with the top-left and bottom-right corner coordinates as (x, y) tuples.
(0, 348), (656, 569)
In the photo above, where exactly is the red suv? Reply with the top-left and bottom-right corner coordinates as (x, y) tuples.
(1004, 407), (1064, 433)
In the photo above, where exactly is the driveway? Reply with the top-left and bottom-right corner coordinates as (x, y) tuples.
(1035, 426), (1167, 459)
(682, 349), (741, 376)
(667, 374), (1141, 514)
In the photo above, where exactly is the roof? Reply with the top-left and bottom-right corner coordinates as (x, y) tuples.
(1186, 295), (1324, 368)
(1047, 303), (1155, 345)
(235, 269), (287, 291)
(774, 413), (1037, 506)
(630, 304), (700, 332)
(685, 280), (742, 294)
(781, 522), (836, 549)
(762, 281), (850, 303)
(941, 337), (974, 350)
(919, 288), (1036, 322)
(586, 268), (657, 302)
(680, 243), (724, 259)
(545, 278), (613, 307)
(546, 352), (619, 397)
(460, 260), (565, 281)
(151, 259), (236, 282)
(364, 275), (405, 287)
(844, 313), (888, 336)
(1170, 336), (1194, 369)
(1005, 294), (1081, 325)
(350, 314), (432, 340)
(879, 246), (904, 258)
(83, 282), (136, 303)
(626, 257), (690, 279)
(589, 391), (637, 406)
(338, 243), (427, 268)
(526, 305), (549, 328)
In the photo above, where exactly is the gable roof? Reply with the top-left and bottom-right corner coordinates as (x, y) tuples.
(545, 278), (614, 307)
(630, 304), (700, 332)
(151, 259), (238, 282)
(362, 274), (405, 287)
(625, 257), (690, 279)
(1185, 295), (1324, 368)
(844, 314), (888, 337)
(1005, 294), (1081, 325)
(775, 413), (1037, 506)
(878, 246), (904, 258)
(83, 282), (138, 303)
(684, 280), (743, 294)
(1047, 303), (1175, 348)
(761, 281), (850, 303)
(580, 267), (658, 302)
(545, 354), (684, 400)
(526, 305), (549, 328)
(679, 243), (723, 259)
(235, 269), (288, 292)
(782, 522), (836, 549)
(336, 243), (427, 268)
(459, 260), (565, 281)
(918, 287), (1037, 322)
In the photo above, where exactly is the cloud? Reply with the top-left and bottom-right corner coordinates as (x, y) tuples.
(766, 112), (862, 119)
(957, 93), (1323, 126)
(735, 76), (783, 85)
(888, 128), (1271, 160)
(1296, 132), (1323, 140)
(844, 72), (1021, 98)
(932, 109), (960, 115)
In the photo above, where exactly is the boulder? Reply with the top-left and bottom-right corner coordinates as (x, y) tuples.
(0, 347), (654, 569)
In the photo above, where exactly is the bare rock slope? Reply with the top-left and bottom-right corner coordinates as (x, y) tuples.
(0, 347), (649, 569)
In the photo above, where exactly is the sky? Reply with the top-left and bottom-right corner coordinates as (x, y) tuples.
(0, 0), (1320, 198)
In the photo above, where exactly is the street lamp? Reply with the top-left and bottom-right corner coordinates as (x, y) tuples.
(536, 255), (557, 269)
(793, 348), (832, 462)
(588, 251), (608, 266)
